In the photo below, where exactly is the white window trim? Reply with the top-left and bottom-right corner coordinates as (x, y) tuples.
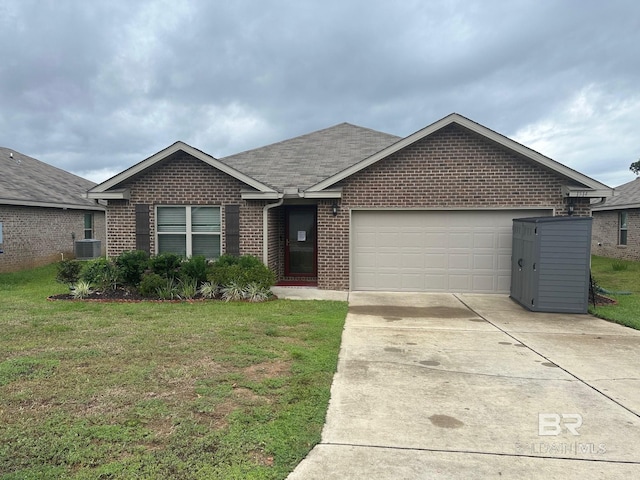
(155, 205), (221, 258)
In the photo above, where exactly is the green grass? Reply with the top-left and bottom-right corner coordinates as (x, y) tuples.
(590, 255), (640, 329)
(0, 264), (348, 479)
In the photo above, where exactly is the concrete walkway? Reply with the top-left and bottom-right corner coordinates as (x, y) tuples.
(287, 292), (640, 479)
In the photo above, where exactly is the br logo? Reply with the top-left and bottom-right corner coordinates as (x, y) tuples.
(538, 413), (582, 436)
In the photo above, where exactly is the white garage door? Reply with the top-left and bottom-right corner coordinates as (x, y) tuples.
(352, 210), (552, 293)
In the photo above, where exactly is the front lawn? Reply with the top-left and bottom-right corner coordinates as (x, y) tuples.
(590, 255), (640, 330)
(0, 264), (347, 479)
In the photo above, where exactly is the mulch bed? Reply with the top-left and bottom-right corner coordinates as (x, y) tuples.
(48, 288), (277, 303)
(590, 292), (617, 307)
(48, 288), (204, 303)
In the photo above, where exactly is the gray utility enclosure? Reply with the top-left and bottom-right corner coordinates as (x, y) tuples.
(510, 216), (592, 314)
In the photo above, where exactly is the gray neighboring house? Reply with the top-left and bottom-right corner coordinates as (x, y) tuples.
(591, 177), (640, 261)
(0, 147), (106, 273)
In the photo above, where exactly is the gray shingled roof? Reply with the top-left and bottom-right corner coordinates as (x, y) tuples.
(593, 177), (640, 210)
(219, 123), (401, 190)
(0, 147), (101, 209)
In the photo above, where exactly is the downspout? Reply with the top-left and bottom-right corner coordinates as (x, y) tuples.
(263, 195), (284, 265)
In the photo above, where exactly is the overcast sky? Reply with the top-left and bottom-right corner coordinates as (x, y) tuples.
(1, 0), (639, 188)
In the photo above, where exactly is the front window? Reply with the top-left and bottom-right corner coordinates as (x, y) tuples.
(619, 211), (628, 246)
(156, 206), (221, 259)
(84, 213), (94, 239)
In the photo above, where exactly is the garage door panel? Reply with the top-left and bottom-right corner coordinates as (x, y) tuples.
(448, 275), (471, 291)
(498, 232), (512, 248)
(352, 209), (551, 293)
(473, 254), (495, 270)
(472, 275), (497, 292)
(448, 253), (471, 269)
(449, 233), (472, 248)
(425, 254), (447, 268)
(473, 232), (495, 248)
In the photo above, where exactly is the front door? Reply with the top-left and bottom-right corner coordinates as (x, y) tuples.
(285, 206), (317, 277)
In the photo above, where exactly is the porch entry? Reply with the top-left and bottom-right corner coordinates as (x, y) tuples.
(284, 206), (317, 278)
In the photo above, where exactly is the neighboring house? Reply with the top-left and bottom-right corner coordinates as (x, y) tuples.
(0, 147), (106, 273)
(591, 177), (640, 261)
(87, 113), (612, 293)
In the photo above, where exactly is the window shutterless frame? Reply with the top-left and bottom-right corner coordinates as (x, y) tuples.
(84, 213), (94, 239)
(619, 211), (628, 246)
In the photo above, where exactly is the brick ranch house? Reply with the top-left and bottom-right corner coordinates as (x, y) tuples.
(0, 147), (106, 273)
(87, 113), (612, 293)
(591, 177), (640, 261)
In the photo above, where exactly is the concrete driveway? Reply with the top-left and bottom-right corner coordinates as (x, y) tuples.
(288, 292), (640, 479)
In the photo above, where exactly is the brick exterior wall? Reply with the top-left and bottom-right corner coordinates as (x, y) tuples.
(102, 126), (594, 291)
(0, 205), (106, 273)
(592, 209), (640, 261)
(316, 124), (590, 290)
(105, 152), (264, 259)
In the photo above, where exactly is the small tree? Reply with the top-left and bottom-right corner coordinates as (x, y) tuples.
(630, 159), (640, 175)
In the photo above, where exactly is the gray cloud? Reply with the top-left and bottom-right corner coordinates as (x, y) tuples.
(0, 0), (638, 186)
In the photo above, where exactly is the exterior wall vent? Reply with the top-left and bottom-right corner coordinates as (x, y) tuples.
(74, 239), (102, 259)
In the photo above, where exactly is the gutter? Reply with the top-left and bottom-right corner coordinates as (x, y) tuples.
(263, 195), (284, 265)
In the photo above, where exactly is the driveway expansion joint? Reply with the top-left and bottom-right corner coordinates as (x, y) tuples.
(454, 294), (640, 420)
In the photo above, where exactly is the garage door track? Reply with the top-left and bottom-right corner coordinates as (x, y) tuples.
(288, 292), (640, 479)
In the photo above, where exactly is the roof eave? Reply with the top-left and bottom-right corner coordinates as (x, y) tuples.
(592, 203), (640, 212)
(240, 191), (283, 200)
(562, 186), (615, 199)
(300, 189), (342, 199)
(89, 141), (276, 195)
(0, 198), (106, 211)
(86, 189), (131, 200)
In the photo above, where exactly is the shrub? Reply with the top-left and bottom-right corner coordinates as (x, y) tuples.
(56, 260), (82, 286)
(156, 279), (179, 300)
(198, 281), (218, 299)
(221, 281), (245, 302)
(209, 255), (275, 290)
(244, 283), (271, 303)
(71, 280), (93, 299)
(137, 273), (166, 298)
(81, 257), (119, 291)
(180, 255), (208, 285)
(177, 278), (198, 300)
(115, 250), (150, 287)
(150, 253), (183, 279)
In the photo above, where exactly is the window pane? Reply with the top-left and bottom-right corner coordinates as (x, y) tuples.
(192, 207), (221, 233)
(192, 234), (220, 259)
(84, 213), (93, 229)
(620, 212), (628, 229)
(158, 234), (187, 256)
(620, 230), (628, 246)
(158, 207), (186, 232)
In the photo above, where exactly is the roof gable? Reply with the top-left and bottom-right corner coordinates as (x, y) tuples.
(88, 141), (275, 199)
(307, 113), (613, 197)
(592, 177), (640, 211)
(219, 123), (400, 191)
(0, 147), (103, 210)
